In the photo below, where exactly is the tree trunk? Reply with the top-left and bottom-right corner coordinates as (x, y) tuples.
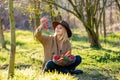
(110, 0), (113, 25)
(8, 0), (16, 79)
(0, 18), (6, 48)
(34, 0), (40, 28)
(103, 1), (106, 43)
(86, 27), (101, 48)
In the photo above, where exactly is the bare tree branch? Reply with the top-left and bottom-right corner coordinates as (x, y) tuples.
(97, 0), (107, 28)
(43, 0), (78, 17)
(94, 0), (100, 16)
(115, 0), (120, 11)
(68, 0), (81, 17)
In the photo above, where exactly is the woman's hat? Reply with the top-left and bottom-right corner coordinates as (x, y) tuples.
(52, 20), (72, 38)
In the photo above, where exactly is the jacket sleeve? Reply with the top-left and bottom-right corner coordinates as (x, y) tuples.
(34, 28), (51, 45)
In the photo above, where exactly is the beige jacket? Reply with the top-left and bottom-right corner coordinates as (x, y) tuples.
(34, 29), (71, 70)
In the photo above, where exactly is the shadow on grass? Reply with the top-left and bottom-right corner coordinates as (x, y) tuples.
(101, 33), (120, 47)
(90, 47), (120, 63)
(71, 33), (120, 48)
(107, 33), (120, 39)
(31, 58), (43, 65)
(74, 68), (118, 80)
(0, 63), (31, 70)
(15, 63), (31, 69)
(101, 40), (120, 47)
(72, 45), (90, 50)
(91, 53), (120, 63)
(0, 60), (43, 70)
(101, 48), (120, 54)
(92, 47), (120, 54)
(5, 40), (25, 46)
(0, 47), (10, 51)
(0, 40), (26, 51)
(70, 34), (88, 42)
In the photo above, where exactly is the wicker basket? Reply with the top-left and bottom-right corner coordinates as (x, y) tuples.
(53, 52), (76, 66)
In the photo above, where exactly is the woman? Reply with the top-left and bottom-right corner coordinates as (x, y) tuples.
(34, 20), (83, 74)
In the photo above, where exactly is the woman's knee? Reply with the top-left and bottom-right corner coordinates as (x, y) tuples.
(44, 60), (55, 72)
(45, 60), (54, 68)
(75, 55), (82, 64)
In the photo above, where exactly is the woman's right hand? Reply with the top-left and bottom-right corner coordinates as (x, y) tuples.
(40, 18), (48, 30)
(40, 18), (48, 25)
(37, 18), (45, 30)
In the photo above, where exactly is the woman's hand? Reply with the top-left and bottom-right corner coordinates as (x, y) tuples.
(37, 18), (47, 31)
(40, 17), (48, 30)
(40, 17), (48, 25)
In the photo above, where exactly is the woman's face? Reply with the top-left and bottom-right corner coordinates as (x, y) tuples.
(55, 24), (64, 36)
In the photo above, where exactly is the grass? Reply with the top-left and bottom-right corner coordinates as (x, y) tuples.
(0, 29), (120, 80)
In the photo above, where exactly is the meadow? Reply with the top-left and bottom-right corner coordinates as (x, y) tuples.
(0, 29), (120, 80)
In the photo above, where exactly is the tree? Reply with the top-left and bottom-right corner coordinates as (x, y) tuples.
(48, 0), (62, 22)
(0, 1), (6, 49)
(103, 0), (106, 43)
(25, 0), (62, 33)
(8, 0), (16, 78)
(33, 0), (41, 28)
(25, 0), (41, 31)
(0, 16), (6, 48)
(44, 0), (108, 48)
(115, 0), (120, 11)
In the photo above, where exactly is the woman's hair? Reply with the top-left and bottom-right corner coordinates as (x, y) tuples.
(54, 25), (68, 42)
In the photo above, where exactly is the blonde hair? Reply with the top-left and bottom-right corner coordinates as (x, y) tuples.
(54, 26), (68, 42)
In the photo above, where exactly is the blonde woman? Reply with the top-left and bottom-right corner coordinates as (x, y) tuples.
(34, 20), (83, 74)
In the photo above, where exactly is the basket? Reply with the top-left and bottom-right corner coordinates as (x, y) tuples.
(53, 51), (76, 66)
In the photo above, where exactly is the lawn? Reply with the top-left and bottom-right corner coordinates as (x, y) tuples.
(0, 29), (120, 80)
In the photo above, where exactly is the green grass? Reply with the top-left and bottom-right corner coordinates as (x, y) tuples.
(0, 29), (120, 80)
